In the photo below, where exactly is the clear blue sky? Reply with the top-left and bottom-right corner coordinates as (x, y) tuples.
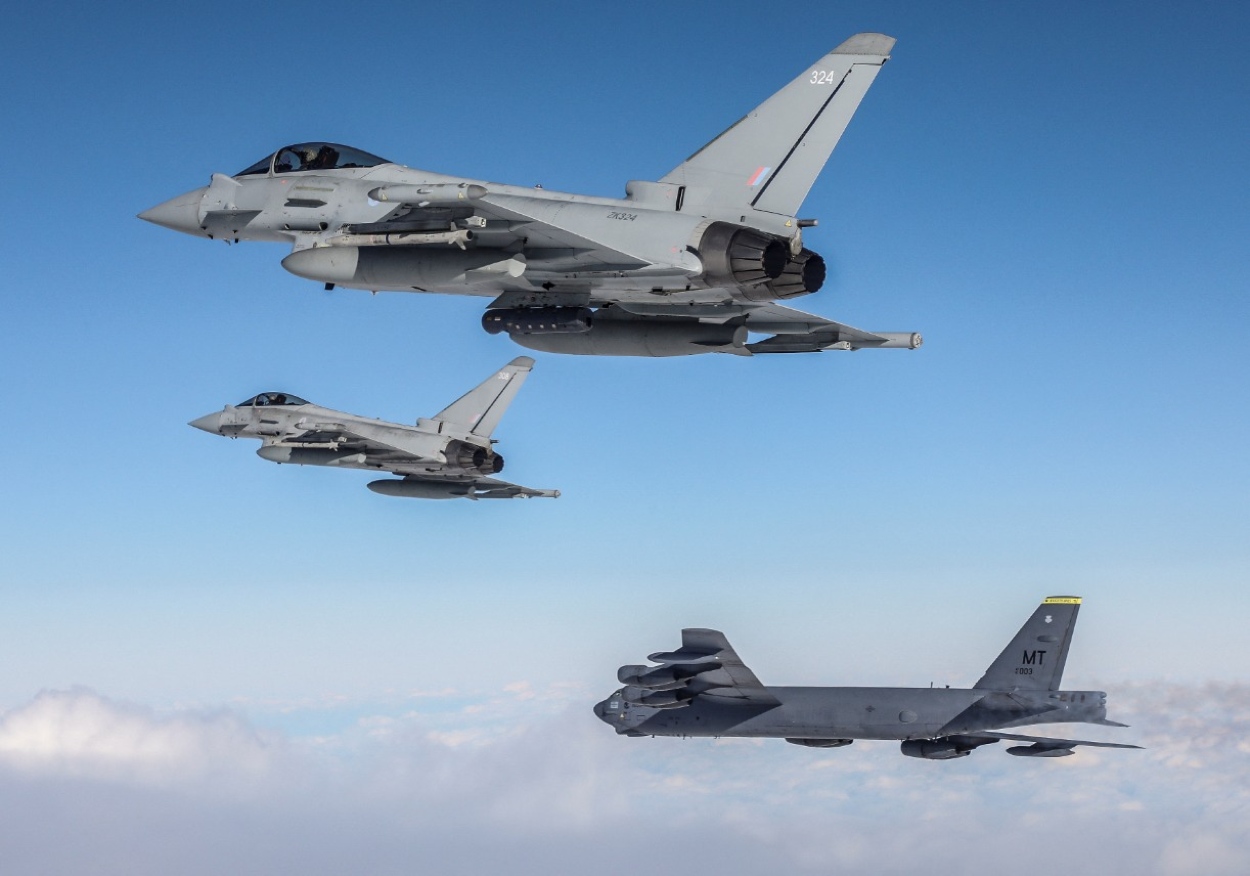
(0, 3), (1248, 872)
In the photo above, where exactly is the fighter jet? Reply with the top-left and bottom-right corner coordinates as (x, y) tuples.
(140, 34), (921, 358)
(594, 597), (1140, 759)
(189, 357), (558, 500)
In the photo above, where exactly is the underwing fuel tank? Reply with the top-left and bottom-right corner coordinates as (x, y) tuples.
(257, 445), (366, 466)
(510, 317), (747, 357)
(366, 479), (472, 500)
(282, 247), (526, 290)
(1006, 743), (1076, 758)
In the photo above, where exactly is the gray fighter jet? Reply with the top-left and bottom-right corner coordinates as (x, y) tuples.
(189, 357), (558, 500)
(141, 34), (921, 358)
(594, 597), (1140, 759)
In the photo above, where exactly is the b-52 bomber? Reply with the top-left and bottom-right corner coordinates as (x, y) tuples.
(141, 34), (921, 358)
(594, 597), (1141, 759)
(189, 357), (558, 500)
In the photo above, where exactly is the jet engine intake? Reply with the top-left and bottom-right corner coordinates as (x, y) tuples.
(694, 221), (825, 301)
(482, 307), (593, 335)
(508, 313), (747, 357)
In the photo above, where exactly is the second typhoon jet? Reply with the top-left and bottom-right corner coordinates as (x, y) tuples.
(190, 357), (558, 500)
(141, 34), (920, 358)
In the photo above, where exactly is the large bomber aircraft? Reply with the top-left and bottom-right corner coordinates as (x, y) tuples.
(594, 597), (1141, 759)
(140, 34), (921, 358)
(189, 357), (558, 500)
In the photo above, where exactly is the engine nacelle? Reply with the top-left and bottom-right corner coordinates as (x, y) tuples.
(509, 314), (747, 357)
(900, 736), (997, 760)
(482, 307), (593, 335)
(785, 738), (854, 748)
(693, 221), (825, 302)
(621, 687), (693, 709)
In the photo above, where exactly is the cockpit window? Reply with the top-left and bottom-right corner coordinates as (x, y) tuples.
(236, 156), (273, 177)
(238, 392), (309, 407)
(236, 143), (390, 177)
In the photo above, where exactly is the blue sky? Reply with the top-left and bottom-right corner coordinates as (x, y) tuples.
(1, 2), (1248, 872)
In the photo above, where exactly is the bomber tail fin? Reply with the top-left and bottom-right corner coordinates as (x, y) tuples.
(660, 33), (894, 216)
(432, 356), (535, 438)
(974, 597), (1082, 692)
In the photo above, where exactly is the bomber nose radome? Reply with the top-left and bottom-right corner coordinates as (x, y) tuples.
(188, 412), (222, 433)
(138, 186), (207, 235)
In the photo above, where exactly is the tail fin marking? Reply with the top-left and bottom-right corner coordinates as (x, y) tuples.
(660, 33), (895, 216)
(973, 597), (1082, 692)
(432, 356), (535, 438)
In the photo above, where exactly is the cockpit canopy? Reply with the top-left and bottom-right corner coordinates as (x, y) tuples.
(237, 392), (309, 407)
(235, 143), (391, 177)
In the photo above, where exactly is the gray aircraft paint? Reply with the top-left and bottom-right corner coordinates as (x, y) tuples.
(189, 357), (558, 501)
(140, 35), (920, 358)
(593, 598), (1140, 760)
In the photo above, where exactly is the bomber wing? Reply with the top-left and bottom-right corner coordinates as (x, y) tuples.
(968, 731), (1143, 757)
(647, 628), (781, 706)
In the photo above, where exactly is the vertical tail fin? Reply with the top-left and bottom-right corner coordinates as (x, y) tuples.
(660, 33), (895, 216)
(432, 356), (535, 438)
(974, 597), (1082, 691)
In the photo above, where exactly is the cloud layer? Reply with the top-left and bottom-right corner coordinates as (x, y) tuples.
(0, 682), (1247, 875)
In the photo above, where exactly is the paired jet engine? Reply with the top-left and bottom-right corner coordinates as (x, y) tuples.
(694, 221), (826, 302)
(899, 736), (997, 761)
(615, 661), (722, 710)
(449, 441), (504, 476)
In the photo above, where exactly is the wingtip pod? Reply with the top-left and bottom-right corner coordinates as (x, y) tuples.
(832, 32), (897, 57)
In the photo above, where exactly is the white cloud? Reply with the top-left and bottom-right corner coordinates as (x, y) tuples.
(0, 682), (1247, 876)
(0, 688), (280, 788)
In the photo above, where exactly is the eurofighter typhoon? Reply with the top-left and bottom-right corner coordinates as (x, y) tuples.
(189, 357), (558, 500)
(140, 34), (921, 358)
(594, 598), (1141, 759)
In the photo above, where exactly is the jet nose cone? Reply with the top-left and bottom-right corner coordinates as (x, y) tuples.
(139, 187), (207, 235)
(189, 412), (222, 434)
